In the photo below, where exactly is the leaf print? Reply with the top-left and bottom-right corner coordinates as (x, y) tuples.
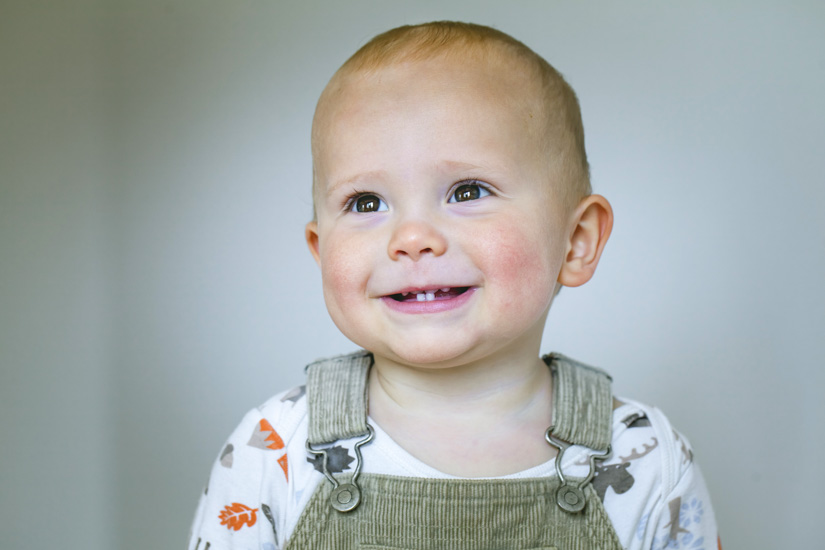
(246, 418), (289, 481)
(280, 385), (306, 404)
(278, 453), (289, 481)
(248, 419), (285, 451)
(219, 502), (259, 531)
(261, 503), (278, 540)
(220, 444), (234, 468)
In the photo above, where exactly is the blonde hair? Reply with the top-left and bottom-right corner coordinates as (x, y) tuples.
(311, 21), (591, 214)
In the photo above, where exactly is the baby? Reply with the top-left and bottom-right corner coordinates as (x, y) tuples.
(189, 21), (719, 550)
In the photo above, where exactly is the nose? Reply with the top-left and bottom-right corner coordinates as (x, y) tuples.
(387, 219), (447, 261)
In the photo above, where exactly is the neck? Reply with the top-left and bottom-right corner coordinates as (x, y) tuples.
(366, 344), (558, 477)
(368, 342), (553, 425)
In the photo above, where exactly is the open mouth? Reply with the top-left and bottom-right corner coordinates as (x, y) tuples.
(389, 287), (471, 302)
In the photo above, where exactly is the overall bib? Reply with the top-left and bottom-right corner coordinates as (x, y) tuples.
(285, 351), (624, 550)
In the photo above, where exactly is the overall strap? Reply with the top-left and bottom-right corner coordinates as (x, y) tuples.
(305, 350), (372, 446)
(306, 350), (613, 451)
(544, 352), (613, 450)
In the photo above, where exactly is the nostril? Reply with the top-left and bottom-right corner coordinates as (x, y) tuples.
(387, 222), (447, 260)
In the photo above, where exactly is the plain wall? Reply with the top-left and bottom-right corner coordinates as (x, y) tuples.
(0, 2), (115, 549)
(2, 1), (823, 549)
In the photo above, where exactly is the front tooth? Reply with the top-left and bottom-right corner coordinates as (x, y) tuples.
(425, 291), (435, 301)
(402, 292), (409, 297)
(441, 287), (450, 293)
(416, 293), (426, 302)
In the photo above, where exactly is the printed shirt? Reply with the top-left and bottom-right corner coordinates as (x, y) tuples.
(188, 385), (719, 550)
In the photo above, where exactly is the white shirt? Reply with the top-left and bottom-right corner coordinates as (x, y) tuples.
(189, 385), (718, 550)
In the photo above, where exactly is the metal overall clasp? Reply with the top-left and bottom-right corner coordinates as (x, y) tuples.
(545, 427), (611, 513)
(306, 425), (375, 513)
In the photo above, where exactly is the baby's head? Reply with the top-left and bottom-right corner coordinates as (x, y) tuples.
(311, 21), (591, 217)
(306, 22), (612, 367)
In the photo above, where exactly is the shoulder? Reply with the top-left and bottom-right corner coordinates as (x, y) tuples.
(255, 384), (310, 444)
(188, 385), (315, 550)
(610, 399), (696, 496)
(212, 384), (310, 475)
(600, 399), (717, 550)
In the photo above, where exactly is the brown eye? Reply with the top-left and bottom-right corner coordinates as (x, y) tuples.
(450, 183), (490, 203)
(351, 194), (386, 213)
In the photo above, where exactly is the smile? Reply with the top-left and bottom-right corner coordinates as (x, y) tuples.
(390, 287), (470, 302)
(380, 286), (476, 314)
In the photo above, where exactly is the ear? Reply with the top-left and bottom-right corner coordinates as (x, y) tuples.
(557, 194), (613, 288)
(305, 221), (322, 267)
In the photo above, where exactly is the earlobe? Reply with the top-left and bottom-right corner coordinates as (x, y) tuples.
(305, 221), (322, 266)
(557, 194), (613, 288)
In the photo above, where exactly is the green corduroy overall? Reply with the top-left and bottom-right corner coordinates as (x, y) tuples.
(284, 351), (624, 550)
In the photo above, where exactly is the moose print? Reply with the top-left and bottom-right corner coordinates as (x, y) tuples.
(588, 437), (659, 501)
(591, 462), (634, 500)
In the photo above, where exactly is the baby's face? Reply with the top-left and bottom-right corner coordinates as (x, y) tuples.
(307, 56), (573, 368)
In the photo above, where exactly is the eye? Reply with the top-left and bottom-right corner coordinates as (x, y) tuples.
(348, 194), (387, 213)
(449, 182), (491, 203)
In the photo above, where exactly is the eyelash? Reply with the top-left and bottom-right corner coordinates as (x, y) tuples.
(448, 180), (493, 202)
(342, 180), (494, 213)
(343, 190), (386, 213)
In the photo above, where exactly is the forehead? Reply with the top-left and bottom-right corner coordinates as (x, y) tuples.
(324, 53), (540, 124)
(314, 56), (548, 185)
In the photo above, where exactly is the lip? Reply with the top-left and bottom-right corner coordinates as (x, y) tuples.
(379, 287), (477, 314)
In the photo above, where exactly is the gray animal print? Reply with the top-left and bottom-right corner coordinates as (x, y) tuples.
(307, 444), (355, 474)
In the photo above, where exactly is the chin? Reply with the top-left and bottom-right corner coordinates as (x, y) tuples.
(378, 339), (481, 369)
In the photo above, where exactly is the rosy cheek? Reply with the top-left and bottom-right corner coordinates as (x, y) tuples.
(319, 234), (367, 312)
(475, 220), (559, 320)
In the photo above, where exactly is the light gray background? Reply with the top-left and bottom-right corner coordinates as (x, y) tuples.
(2, 1), (823, 549)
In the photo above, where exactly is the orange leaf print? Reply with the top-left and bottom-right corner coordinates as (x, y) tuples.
(277, 453), (289, 482)
(248, 418), (285, 451)
(219, 502), (258, 531)
(260, 419), (285, 450)
(246, 418), (289, 482)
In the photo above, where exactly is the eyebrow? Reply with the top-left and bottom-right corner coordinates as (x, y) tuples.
(436, 160), (511, 183)
(435, 160), (487, 174)
(324, 160), (503, 195)
(326, 170), (390, 195)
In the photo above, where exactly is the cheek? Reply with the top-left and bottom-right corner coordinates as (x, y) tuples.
(317, 244), (363, 342)
(474, 219), (562, 322)
(320, 244), (358, 302)
(318, 231), (374, 322)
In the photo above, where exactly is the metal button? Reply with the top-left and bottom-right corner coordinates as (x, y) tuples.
(330, 483), (361, 513)
(556, 485), (586, 513)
